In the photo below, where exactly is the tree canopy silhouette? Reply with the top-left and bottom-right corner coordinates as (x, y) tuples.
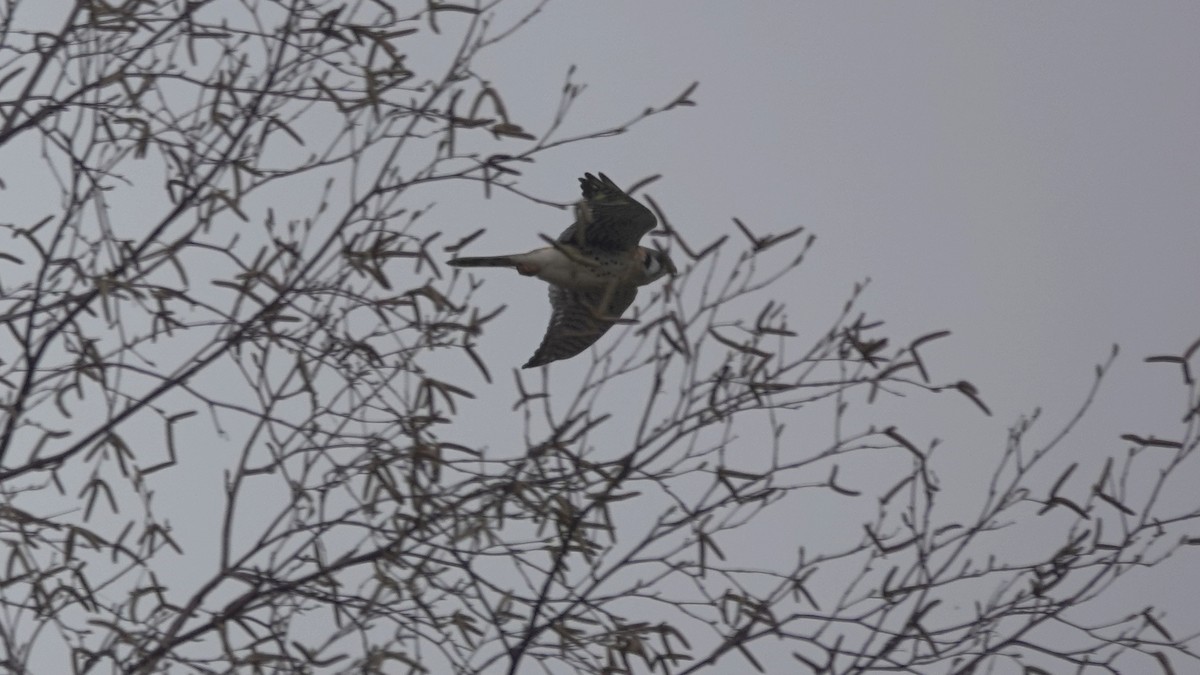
(0, 2), (1197, 674)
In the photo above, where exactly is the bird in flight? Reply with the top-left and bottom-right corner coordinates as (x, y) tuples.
(449, 172), (677, 368)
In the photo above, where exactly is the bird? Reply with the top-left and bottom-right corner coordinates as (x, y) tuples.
(448, 172), (677, 368)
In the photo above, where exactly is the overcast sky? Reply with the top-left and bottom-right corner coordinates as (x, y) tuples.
(459, 0), (1199, 406)
(435, 0), (1200, 653)
(435, 1), (1200, 446)
(5, 1), (1198, 671)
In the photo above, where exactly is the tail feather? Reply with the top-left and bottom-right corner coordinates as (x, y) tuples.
(447, 255), (516, 268)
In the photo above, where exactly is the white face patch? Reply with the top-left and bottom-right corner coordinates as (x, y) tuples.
(644, 254), (661, 276)
(641, 250), (674, 281)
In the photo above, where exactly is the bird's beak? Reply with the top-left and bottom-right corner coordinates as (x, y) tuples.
(665, 257), (678, 276)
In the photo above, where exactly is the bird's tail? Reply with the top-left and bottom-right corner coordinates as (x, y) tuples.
(447, 255), (517, 269)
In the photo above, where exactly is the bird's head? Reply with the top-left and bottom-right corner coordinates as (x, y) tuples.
(640, 247), (677, 283)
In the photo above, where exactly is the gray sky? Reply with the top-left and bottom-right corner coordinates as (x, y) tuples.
(443, 1), (1200, 442)
(438, 0), (1200, 657)
(465, 0), (1200, 407)
(4, 1), (1198, 671)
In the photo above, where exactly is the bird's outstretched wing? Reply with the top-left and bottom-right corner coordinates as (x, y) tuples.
(557, 172), (657, 252)
(523, 283), (639, 368)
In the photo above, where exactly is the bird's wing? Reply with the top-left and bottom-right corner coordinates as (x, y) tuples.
(522, 283), (639, 368)
(556, 173), (657, 252)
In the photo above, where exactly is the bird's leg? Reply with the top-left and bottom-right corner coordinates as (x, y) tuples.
(588, 281), (638, 325)
(515, 262), (539, 276)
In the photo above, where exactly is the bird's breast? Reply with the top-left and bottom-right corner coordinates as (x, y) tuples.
(520, 246), (634, 289)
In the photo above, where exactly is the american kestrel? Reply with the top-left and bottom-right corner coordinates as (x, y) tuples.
(449, 172), (677, 368)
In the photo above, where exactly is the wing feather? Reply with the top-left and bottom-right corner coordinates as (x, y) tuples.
(556, 173), (657, 252)
(522, 283), (639, 368)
